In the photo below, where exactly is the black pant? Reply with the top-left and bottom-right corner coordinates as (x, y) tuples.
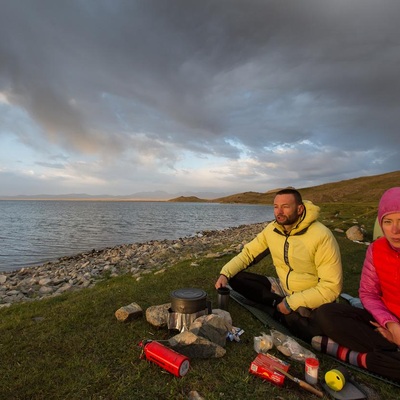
(229, 271), (282, 306)
(229, 271), (322, 343)
(314, 302), (400, 381)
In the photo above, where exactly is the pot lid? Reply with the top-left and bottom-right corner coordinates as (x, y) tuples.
(171, 288), (207, 300)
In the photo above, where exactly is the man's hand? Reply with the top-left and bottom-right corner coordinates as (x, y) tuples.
(215, 274), (228, 290)
(277, 298), (292, 315)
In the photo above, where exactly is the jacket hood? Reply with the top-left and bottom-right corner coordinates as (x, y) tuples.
(378, 187), (400, 227)
(301, 200), (320, 227)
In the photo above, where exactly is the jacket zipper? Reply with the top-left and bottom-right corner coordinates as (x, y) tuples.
(284, 235), (293, 290)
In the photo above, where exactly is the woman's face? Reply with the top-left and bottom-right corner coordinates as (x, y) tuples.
(382, 212), (400, 248)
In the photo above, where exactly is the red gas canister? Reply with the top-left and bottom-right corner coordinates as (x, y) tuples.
(139, 340), (190, 377)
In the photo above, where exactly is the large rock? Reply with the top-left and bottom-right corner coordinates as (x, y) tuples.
(189, 314), (230, 347)
(346, 225), (365, 241)
(212, 309), (233, 326)
(115, 302), (143, 322)
(145, 303), (171, 328)
(167, 331), (226, 358)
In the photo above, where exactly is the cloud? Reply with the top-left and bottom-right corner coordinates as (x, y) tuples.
(0, 0), (399, 195)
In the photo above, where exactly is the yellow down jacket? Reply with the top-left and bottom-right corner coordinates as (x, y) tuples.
(220, 200), (343, 311)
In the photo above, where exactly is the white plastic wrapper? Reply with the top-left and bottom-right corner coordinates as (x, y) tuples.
(271, 329), (316, 362)
(253, 333), (273, 353)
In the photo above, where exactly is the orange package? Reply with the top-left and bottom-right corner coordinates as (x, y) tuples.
(249, 353), (290, 386)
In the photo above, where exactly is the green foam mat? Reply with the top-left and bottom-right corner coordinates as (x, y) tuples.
(229, 289), (292, 336)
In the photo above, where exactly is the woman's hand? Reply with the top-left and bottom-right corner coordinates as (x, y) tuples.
(370, 321), (400, 346)
(387, 322), (400, 346)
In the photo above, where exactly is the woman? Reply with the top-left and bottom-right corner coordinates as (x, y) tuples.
(313, 187), (400, 381)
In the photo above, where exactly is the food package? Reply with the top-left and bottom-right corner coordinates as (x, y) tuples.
(249, 353), (290, 386)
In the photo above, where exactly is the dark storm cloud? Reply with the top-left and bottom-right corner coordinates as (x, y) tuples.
(0, 0), (399, 193)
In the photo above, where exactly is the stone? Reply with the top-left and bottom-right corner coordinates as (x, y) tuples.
(6, 290), (20, 296)
(346, 225), (365, 241)
(188, 391), (205, 400)
(0, 275), (7, 284)
(39, 277), (52, 286)
(168, 331), (226, 358)
(153, 268), (166, 275)
(78, 278), (91, 288)
(115, 302), (143, 322)
(212, 309), (233, 326)
(39, 286), (54, 294)
(145, 303), (171, 328)
(205, 252), (221, 258)
(189, 314), (230, 347)
(55, 283), (73, 294)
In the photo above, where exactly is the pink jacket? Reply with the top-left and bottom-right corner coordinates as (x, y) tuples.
(359, 237), (400, 328)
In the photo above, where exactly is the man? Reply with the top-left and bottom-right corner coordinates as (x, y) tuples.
(215, 188), (343, 342)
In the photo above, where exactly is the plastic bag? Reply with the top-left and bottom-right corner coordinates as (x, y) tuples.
(254, 332), (273, 353)
(271, 329), (316, 362)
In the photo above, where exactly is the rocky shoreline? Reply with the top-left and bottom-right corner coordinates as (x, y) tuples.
(0, 222), (268, 308)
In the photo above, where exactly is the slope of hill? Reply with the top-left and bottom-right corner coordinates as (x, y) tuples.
(210, 170), (400, 205)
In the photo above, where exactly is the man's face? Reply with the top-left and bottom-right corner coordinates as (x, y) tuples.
(274, 194), (304, 228)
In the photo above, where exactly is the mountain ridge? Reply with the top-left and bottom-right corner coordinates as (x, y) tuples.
(211, 170), (400, 204)
(169, 170), (400, 204)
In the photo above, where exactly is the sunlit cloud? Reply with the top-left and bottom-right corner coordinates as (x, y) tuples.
(0, 0), (399, 196)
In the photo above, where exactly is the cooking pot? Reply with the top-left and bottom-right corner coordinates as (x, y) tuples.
(170, 288), (208, 314)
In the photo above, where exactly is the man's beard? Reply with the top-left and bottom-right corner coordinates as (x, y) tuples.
(276, 213), (299, 226)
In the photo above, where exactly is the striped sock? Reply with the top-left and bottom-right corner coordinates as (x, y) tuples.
(312, 336), (367, 369)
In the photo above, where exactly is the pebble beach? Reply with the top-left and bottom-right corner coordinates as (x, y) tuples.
(0, 222), (268, 308)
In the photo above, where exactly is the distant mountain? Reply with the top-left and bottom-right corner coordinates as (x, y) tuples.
(123, 190), (231, 200)
(168, 196), (207, 203)
(0, 190), (232, 201)
(1, 170), (398, 203)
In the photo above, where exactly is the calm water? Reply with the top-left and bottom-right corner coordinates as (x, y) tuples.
(0, 201), (274, 272)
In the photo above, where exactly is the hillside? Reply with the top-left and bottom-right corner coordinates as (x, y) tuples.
(170, 170), (399, 204)
(293, 170), (400, 204)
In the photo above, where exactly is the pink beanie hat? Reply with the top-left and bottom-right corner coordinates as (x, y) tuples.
(378, 187), (400, 226)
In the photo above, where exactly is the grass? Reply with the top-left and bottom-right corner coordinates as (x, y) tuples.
(0, 203), (398, 399)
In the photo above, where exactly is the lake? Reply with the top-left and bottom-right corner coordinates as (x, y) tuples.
(0, 201), (274, 272)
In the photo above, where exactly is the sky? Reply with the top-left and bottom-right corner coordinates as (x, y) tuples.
(0, 0), (399, 198)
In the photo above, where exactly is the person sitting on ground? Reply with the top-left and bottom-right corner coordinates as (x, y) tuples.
(214, 188), (343, 342)
(313, 187), (400, 382)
